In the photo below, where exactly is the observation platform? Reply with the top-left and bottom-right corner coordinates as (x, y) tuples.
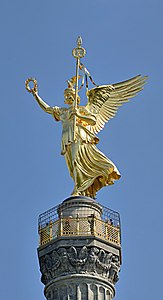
(38, 196), (121, 247)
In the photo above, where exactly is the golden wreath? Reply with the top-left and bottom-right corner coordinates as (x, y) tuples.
(25, 78), (38, 93)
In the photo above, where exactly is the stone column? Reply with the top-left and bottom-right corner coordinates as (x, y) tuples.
(38, 196), (121, 300)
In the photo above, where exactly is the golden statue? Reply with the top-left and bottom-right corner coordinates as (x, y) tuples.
(26, 37), (147, 198)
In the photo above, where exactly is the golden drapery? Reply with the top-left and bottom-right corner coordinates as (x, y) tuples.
(53, 106), (120, 198)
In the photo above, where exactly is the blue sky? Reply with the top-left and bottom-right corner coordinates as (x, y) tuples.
(0, 1), (163, 299)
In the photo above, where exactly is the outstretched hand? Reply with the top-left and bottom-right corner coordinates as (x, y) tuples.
(25, 78), (38, 96)
(31, 89), (38, 97)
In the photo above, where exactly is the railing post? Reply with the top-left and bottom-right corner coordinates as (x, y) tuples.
(88, 214), (96, 236)
(38, 224), (41, 246)
(77, 213), (79, 235)
(60, 212), (63, 236)
(93, 214), (96, 235)
(49, 220), (53, 241)
(105, 221), (108, 240)
(117, 225), (120, 245)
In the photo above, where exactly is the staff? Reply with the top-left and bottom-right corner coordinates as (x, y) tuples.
(72, 36), (86, 141)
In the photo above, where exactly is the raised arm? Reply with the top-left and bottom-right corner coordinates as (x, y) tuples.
(32, 91), (53, 114)
(25, 78), (53, 114)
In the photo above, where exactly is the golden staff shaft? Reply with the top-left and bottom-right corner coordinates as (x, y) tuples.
(72, 37), (86, 142)
(73, 56), (80, 141)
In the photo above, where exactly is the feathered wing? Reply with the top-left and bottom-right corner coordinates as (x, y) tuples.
(86, 75), (147, 134)
(68, 246), (77, 264)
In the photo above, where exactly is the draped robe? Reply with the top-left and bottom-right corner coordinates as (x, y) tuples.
(52, 105), (120, 198)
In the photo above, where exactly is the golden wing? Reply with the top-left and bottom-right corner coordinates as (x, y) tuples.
(86, 75), (147, 134)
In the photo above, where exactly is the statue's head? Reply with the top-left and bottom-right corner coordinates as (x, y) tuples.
(64, 78), (80, 105)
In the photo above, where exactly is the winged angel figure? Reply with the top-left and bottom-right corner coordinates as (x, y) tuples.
(27, 74), (147, 198)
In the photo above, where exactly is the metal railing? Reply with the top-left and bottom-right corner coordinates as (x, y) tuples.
(38, 203), (120, 228)
(38, 215), (121, 247)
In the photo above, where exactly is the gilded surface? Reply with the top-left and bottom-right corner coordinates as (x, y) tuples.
(39, 217), (120, 246)
(26, 38), (147, 198)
